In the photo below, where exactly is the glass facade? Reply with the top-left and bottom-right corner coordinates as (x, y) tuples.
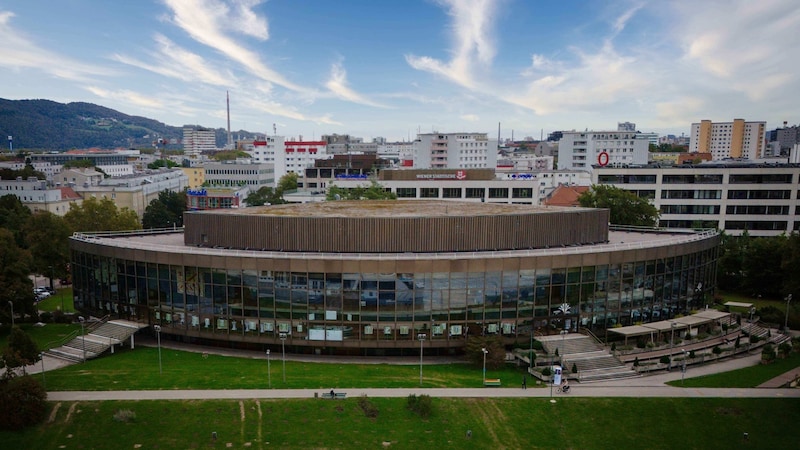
(71, 241), (718, 351)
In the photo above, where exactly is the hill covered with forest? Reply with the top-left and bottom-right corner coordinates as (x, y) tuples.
(0, 98), (255, 151)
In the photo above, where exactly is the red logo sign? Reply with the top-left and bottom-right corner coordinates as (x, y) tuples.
(456, 170), (467, 180)
(597, 151), (609, 166)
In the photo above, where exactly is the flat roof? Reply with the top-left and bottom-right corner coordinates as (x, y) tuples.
(609, 310), (731, 337)
(203, 200), (592, 218)
(724, 301), (754, 308)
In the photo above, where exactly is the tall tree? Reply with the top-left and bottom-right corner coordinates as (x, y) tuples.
(781, 232), (800, 297)
(142, 190), (186, 229)
(64, 197), (141, 232)
(23, 211), (72, 281)
(1, 327), (40, 372)
(578, 185), (659, 227)
(245, 186), (277, 206)
(0, 229), (34, 323)
(0, 194), (32, 247)
(326, 180), (397, 201)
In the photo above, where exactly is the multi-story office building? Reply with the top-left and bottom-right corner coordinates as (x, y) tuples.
(29, 149), (137, 167)
(689, 119), (766, 160)
(593, 162), (800, 236)
(183, 127), (217, 157)
(0, 177), (82, 215)
(246, 137), (329, 184)
(70, 200), (719, 353)
(557, 130), (649, 171)
(179, 166), (206, 189)
(413, 132), (498, 169)
(74, 169), (188, 218)
(326, 168), (592, 206)
(765, 122), (799, 157)
(203, 160), (274, 189)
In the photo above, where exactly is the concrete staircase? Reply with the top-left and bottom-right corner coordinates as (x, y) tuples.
(538, 334), (639, 382)
(46, 319), (143, 363)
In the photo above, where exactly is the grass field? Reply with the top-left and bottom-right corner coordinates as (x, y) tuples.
(41, 346), (530, 391)
(668, 352), (800, 388)
(35, 287), (75, 313)
(0, 323), (80, 352)
(1, 397), (798, 449)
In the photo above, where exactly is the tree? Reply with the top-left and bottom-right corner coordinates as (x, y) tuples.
(142, 190), (186, 229)
(781, 232), (800, 297)
(0, 375), (47, 430)
(147, 159), (179, 169)
(1, 327), (40, 372)
(64, 197), (141, 232)
(578, 185), (659, 227)
(0, 194), (32, 247)
(464, 335), (505, 370)
(0, 228), (35, 323)
(245, 173), (299, 206)
(23, 211), (71, 281)
(326, 180), (397, 201)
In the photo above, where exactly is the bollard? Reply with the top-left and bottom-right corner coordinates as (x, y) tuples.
(212, 431), (217, 441)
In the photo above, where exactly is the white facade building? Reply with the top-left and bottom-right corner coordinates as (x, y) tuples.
(557, 130), (650, 171)
(0, 177), (82, 215)
(203, 160), (275, 189)
(245, 137), (329, 183)
(183, 127), (217, 156)
(689, 119), (766, 160)
(413, 132), (498, 169)
(593, 162), (800, 237)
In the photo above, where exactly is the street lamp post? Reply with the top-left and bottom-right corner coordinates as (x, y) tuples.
(481, 347), (488, 385)
(266, 350), (271, 388)
(153, 325), (162, 375)
(749, 307), (756, 350)
(78, 316), (86, 362)
(785, 294), (793, 332)
(279, 332), (287, 383)
(681, 349), (687, 386)
(417, 333), (426, 386)
(669, 322), (677, 371)
(40, 352), (46, 389)
(7, 300), (13, 328)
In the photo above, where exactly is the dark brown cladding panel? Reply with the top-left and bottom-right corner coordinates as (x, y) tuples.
(184, 208), (610, 253)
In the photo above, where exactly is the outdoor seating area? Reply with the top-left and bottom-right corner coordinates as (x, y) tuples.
(483, 378), (502, 387)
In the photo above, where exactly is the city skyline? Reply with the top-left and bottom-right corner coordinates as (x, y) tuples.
(0, 0), (797, 142)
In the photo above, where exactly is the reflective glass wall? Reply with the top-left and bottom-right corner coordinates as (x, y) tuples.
(72, 244), (718, 347)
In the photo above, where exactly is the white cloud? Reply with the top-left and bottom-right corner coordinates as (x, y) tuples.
(162, 0), (308, 93)
(324, 61), (387, 108)
(84, 86), (165, 109)
(112, 34), (235, 87)
(0, 11), (113, 81)
(406, 0), (499, 89)
(460, 114), (479, 122)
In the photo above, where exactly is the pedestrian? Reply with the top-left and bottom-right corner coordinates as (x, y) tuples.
(330, 388), (335, 399)
(522, 375), (527, 390)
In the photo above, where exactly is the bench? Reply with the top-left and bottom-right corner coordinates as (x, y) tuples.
(321, 392), (347, 399)
(483, 378), (501, 387)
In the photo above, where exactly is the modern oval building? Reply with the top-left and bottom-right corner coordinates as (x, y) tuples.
(70, 201), (720, 355)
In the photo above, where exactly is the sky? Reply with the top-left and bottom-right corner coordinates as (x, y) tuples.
(0, 0), (798, 142)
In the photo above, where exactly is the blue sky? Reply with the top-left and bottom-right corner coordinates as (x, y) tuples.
(0, 0), (797, 142)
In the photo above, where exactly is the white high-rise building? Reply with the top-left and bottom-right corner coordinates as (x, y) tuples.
(183, 127), (217, 157)
(557, 130), (649, 171)
(246, 136), (329, 184)
(413, 132), (498, 169)
(689, 119), (766, 160)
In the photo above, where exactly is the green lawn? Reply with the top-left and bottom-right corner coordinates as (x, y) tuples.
(667, 352), (800, 388)
(41, 346), (530, 390)
(1, 397), (798, 449)
(0, 323), (81, 352)
(36, 287), (75, 313)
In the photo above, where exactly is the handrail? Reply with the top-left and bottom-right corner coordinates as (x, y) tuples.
(579, 327), (604, 347)
(44, 329), (79, 351)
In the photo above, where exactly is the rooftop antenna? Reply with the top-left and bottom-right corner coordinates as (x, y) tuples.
(273, 123), (277, 136)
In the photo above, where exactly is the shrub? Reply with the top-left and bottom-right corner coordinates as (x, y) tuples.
(659, 355), (670, 364)
(357, 395), (379, 418)
(571, 363), (578, 373)
(113, 409), (137, 423)
(689, 350), (695, 359)
(712, 346), (722, 355)
(532, 340), (544, 351)
(554, 348), (559, 357)
(722, 323), (729, 332)
(735, 336), (741, 349)
(762, 344), (776, 363)
(636, 338), (646, 349)
(39, 311), (53, 323)
(633, 357), (639, 367)
(541, 367), (552, 377)
(406, 394), (433, 418)
(750, 335), (760, 344)
(610, 342), (617, 352)
(778, 342), (792, 358)
(0, 375), (47, 430)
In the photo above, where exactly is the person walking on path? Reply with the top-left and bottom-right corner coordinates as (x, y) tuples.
(522, 375), (527, 390)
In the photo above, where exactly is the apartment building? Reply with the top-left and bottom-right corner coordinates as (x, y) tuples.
(689, 119), (766, 160)
(593, 162), (800, 236)
(183, 127), (217, 156)
(413, 132), (498, 169)
(557, 130), (649, 171)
